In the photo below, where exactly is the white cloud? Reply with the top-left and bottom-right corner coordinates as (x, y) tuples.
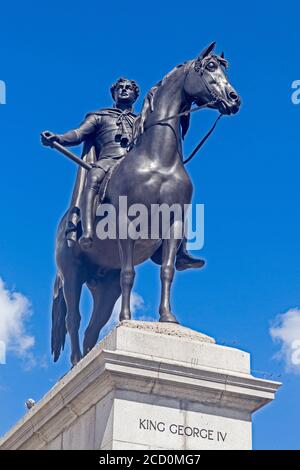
(99, 292), (145, 339)
(0, 278), (35, 362)
(270, 308), (300, 373)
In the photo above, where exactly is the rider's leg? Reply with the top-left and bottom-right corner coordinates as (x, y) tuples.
(175, 236), (205, 271)
(79, 167), (106, 249)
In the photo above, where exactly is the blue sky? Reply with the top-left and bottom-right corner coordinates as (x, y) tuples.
(0, 0), (300, 449)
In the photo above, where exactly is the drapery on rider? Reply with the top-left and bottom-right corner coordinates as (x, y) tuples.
(41, 77), (205, 271)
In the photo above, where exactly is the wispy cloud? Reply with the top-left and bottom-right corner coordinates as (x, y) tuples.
(0, 277), (35, 364)
(270, 308), (300, 373)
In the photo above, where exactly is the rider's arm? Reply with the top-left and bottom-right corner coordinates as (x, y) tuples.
(57, 114), (100, 146)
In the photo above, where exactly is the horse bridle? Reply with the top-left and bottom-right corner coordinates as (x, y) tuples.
(182, 57), (224, 163)
(144, 58), (223, 165)
(192, 56), (226, 106)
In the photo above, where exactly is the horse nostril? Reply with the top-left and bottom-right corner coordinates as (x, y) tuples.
(228, 91), (238, 101)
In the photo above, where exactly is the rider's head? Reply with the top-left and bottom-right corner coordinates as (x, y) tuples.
(111, 77), (139, 107)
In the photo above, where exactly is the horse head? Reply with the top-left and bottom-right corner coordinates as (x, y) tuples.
(184, 42), (241, 115)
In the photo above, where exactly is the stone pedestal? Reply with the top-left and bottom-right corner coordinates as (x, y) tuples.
(0, 321), (281, 450)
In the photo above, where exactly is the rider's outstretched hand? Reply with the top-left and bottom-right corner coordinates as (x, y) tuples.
(41, 131), (60, 147)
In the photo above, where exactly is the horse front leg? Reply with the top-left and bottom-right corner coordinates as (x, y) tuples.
(159, 222), (181, 323)
(118, 238), (135, 321)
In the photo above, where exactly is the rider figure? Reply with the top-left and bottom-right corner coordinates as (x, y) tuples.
(42, 78), (205, 270)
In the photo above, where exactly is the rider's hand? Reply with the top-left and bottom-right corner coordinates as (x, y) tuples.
(41, 131), (60, 147)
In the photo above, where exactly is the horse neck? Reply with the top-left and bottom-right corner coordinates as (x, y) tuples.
(142, 70), (188, 167)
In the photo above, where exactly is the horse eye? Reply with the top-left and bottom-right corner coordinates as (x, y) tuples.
(207, 62), (216, 71)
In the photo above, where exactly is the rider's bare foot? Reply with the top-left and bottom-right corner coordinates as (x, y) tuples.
(79, 233), (93, 250)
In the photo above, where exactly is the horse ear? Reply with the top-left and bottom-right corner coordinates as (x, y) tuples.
(198, 42), (216, 60)
(221, 51), (225, 58)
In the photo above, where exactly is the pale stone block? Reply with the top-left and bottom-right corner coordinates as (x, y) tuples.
(112, 440), (152, 450)
(62, 406), (95, 450)
(43, 434), (62, 450)
(94, 391), (114, 449)
(102, 321), (250, 374)
(0, 321), (280, 450)
(112, 397), (251, 450)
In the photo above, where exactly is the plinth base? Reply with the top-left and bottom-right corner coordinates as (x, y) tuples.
(0, 321), (281, 450)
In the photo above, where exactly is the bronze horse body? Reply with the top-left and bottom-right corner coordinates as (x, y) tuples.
(51, 43), (240, 365)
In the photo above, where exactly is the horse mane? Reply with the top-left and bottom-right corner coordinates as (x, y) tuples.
(134, 61), (192, 141)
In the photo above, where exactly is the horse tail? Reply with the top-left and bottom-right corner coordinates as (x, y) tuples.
(51, 273), (67, 362)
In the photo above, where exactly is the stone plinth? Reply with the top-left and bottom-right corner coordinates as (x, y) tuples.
(0, 321), (281, 450)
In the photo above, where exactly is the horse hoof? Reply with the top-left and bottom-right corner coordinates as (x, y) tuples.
(159, 313), (179, 323)
(71, 353), (82, 366)
(119, 313), (131, 322)
(83, 347), (91, 357)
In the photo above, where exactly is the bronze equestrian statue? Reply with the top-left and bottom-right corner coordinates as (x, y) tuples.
(42, 78), (202, 266)
(41, 43), (240, 366)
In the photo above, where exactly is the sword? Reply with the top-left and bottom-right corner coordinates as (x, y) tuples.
(41, 132), (92, 171)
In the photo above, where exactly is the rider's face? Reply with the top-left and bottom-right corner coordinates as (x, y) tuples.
(114, 81), (136, 106)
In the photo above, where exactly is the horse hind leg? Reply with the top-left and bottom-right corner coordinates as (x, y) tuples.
(63, 270), (84, 366)
(83, 269), (121, 356)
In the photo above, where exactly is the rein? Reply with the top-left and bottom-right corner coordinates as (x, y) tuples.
(183, 113), (221, 164)
(146, 101), (214, 126)
(145, 102), (222, 165)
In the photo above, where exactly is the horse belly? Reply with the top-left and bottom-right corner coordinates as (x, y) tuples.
(89, 237), (161, 269)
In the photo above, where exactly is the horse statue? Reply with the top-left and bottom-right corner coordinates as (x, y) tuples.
(50, 42), (240, 366)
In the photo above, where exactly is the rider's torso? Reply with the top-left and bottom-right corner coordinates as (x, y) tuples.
(94, 112), (136, 160)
